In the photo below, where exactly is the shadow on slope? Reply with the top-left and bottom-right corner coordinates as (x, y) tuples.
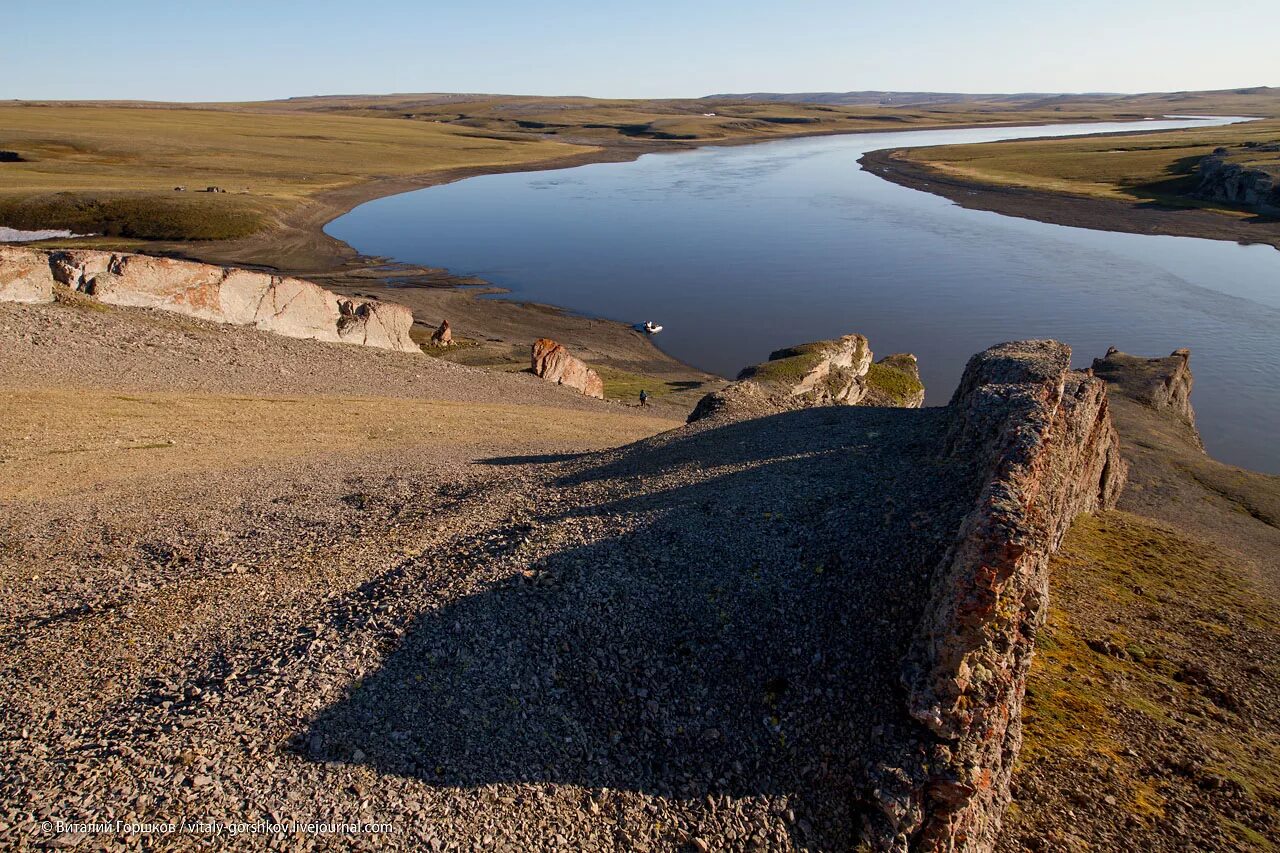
(304, 405), (977, 845)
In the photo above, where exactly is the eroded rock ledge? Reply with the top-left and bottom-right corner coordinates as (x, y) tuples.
(688, 333), (925, 422)
(868, 340), (1126, 851)
(1193, 145), (1280, 214)
(0, 246), (418, 353)
(1092, 346), (1202, 450)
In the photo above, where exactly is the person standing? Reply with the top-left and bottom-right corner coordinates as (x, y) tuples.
(639, 390), (649, 407)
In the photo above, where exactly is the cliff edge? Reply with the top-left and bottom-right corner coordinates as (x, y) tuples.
(0, 246), (419, 353)
(689, 334), (925, 423)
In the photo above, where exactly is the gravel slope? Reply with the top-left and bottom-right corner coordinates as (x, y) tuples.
(1, 295), (986, 849)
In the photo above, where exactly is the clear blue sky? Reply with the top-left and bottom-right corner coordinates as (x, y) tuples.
(4, 0), (1275, 101)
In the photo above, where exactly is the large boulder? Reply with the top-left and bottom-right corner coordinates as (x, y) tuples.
(0, 246), (55, 304)
(738, 334), (873, 403)
(430, 319), (454, 347)
(531, 338), (604, 399)
(1193, 148), (1280, 212)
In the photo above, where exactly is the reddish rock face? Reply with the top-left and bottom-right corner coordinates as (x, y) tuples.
(869, 340), (1127, 852)
(430, 320), (453, 347)
(0, 246), (55, 304)
(531, 338), (604, 399)
(5, 248), (419, 353)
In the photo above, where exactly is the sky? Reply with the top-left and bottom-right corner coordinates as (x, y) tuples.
(3, 0), (1275, 102)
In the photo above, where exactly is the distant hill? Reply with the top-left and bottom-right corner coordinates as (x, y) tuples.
(700, 91), (1112, 107)
(701, 87), (1278, 112)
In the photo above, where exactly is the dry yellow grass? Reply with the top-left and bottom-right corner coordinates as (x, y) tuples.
(0, 388), (678, 501)
(0, 104), (583, 239)
(0, 104), (580, 196)
(0, 95), (1205, 243)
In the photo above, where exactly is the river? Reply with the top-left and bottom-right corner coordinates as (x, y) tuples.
(327, 116), (1279, 472)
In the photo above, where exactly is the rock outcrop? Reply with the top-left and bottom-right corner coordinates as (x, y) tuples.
(689, 334), (923, 423)
(863, 353), (926, 408)
(738, 334), (873, 403)
(531, 338), (604, 399)
(0, 246), (55, 304)
(1091, 347), (1202, 450)
(1192, 146), (1280, 213)
(430, 319), (454, 347)
(1, 247), (419, 353)
(868, 340), (1126, 852)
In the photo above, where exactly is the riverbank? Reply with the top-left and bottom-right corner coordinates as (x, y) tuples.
(138, 118), (1246, 400)
(860, 122), (1280, 251)
(7, 99), (1277, 405)
(73, 126), (1019, 403)
(138, 142), (731, 409)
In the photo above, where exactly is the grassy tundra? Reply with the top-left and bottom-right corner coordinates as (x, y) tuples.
(895, 117), (1280, 215)
(0, 92), (1247, 255)
(0, 104), (581, 242)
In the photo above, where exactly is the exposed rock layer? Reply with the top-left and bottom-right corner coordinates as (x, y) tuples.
(869, 340), (1127, 852)
(0, 246), (56, 304)
(531, 338), (605, 399)
(1091, 347), (1202, 450)
(1193, 146), (1280, 213)
(689, 335), (923, 423)
(739, 334), (874, 404)
(0, 247), (418, 353)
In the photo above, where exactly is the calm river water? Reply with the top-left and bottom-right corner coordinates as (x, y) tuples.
(328, 117), (1280, 472)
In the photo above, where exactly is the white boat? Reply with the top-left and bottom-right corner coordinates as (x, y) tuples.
(637, 321), (664, 335)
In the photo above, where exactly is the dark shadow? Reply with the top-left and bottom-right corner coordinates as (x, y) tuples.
(304, 406), (979, 847)
(1121, 155), (1280, 221)
(477, 452), (589, 466)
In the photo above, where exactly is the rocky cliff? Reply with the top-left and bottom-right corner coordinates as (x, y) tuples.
(1091, 347), (1202, 450)
(688, 334), (924, 422)
(0, 246), (419, 353)
(1192, 145), (1280, 213)
(867, 340), (1126, 852)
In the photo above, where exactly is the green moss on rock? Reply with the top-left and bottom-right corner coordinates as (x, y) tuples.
(865, 359), (924, 405)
